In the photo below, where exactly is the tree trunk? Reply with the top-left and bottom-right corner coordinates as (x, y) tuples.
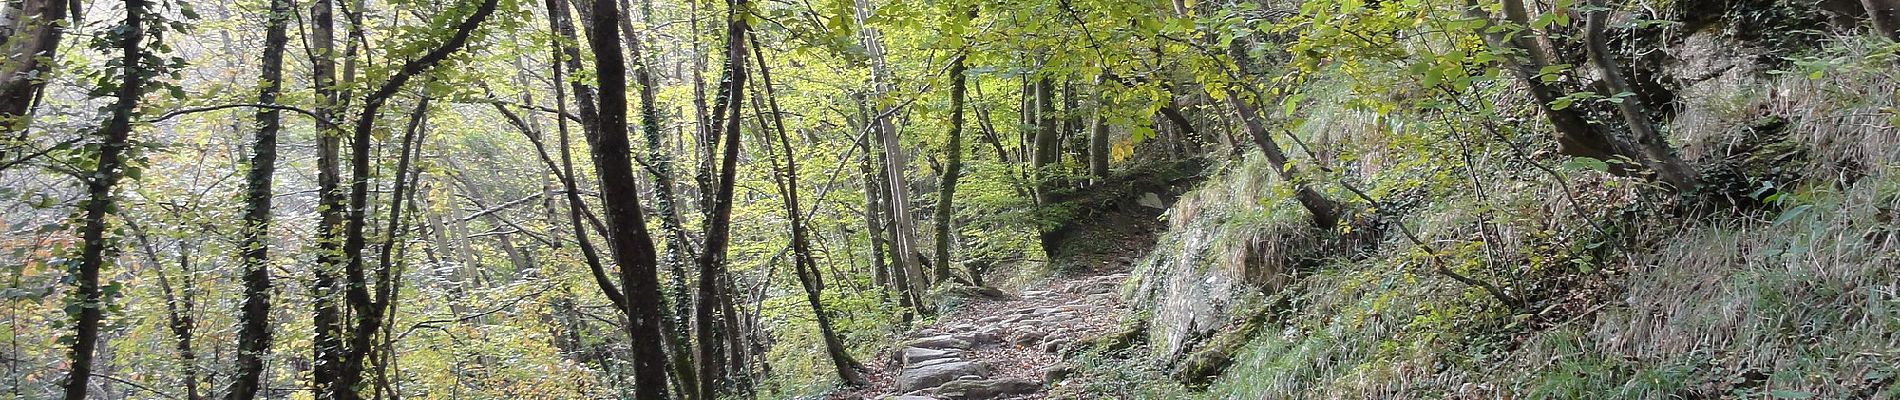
(332, 0), (497, 396)
(934, 39), (970, 285)
(0, 0), (65, 131)
(1864, 0), (1900, 40)
(1465, 0), (1624, 165)
(694, 0), (754, 395)
(226, 0), (291, 396)
(581, 0), (674, 395)
(857, 121), (894, 296)
(856, 0), (929, 294)
(130, 227), (204, 400)
(753, 43), (870, 386)
(309, 0), (350, 393)
(1583, 1), (1699, 192)
(1087, 76), (1110, 183)
(1225, 92), (1340, 228)
(60, 0), (147, 396)
(1033, 77), (1059, 207)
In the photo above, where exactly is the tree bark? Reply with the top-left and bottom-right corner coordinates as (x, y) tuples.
(754, 42), (870, 385)
(581, 0), (674, 395)
(1087, 76), (1110, 183)
(1864, 0), (1900, 40)
(1465, 0), (1624, 164)
(934, 43), (970, 285)
(1583, 1), (1698, 192)
(310, 0), (349, 393)
(1225, 92), (1340, 229)
(225, 0), (290, 397)
(130, 227), (204, 400)
(60, 0), (147, 396)
(857, 116), (893, 295)
(0, 0), (65, 132)
(1033, 77), (1059, 207)
(694, 0), (753, 395)
(333, 0), (498, 396)
(856, 0), (929, 293)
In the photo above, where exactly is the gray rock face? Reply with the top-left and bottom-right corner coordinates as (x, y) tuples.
(902, 347), (962, 366)
(930, 378), (1042, 400)
(897, 361), (991, 392)
(905, 334), (974, 350)
(878, 396), (940, 400)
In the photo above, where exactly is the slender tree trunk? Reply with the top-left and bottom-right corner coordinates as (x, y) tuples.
(1033, 77), (1059, 207)
(0, 0), (65, 133)
(857, 123), (893, 295)
(131, 228), (203, 400)
(1087, 77), (1110, 183)
(753, 43), (869, 385)
(367, 97), (428, 400)
(310, 0), (349, 393)
(1225, 93), (1340, 228)
(581, 0), (674, 395)
(613, 2), (705, 394)
(1862, 0), (1900, 40)
(855, 0), (928, 292)
(695, 0), (753, 395)
(227, 0), (291, 396)
(934, 42), (970, 285)
(334, 0), (497, 396)
(1465, 0), (1623, 163)
(1583, 2), (1698, 191)
(61, 0), (147, 396)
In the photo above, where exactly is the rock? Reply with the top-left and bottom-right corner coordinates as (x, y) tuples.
(975, 315), (1006, 325)
(1030, 307), (1060, 316)
(1008, 330), (1045, 346)
(905, 334), (973, 350)
(1042, 363), (1075, 382)
(909, 357), (961, 369)
(1138, 192), (1166, 209)
(1021, 290), (1055, 299)
(879, 396), (939, 400)
(1040, 337), (1072, 353)
(930, 378), (1043, 399)
(902, 347), (962, 365)
(968, 329), (1001, 345)
(897, 361), (991, 392)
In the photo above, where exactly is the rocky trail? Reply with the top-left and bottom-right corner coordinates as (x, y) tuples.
(840, 271), (1134, 400)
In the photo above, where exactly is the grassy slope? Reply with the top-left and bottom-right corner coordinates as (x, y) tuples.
(1069, 32), (1900, 400)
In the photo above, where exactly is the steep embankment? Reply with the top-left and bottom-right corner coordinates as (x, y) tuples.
(1078, 21), (1899, 400)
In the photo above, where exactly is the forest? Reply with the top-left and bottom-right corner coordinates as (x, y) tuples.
(1, 0), (1897, 396)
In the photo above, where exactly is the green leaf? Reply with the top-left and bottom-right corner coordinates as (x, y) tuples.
(1772, 204), (1813, 225)
(1562, 157), (1609, 172)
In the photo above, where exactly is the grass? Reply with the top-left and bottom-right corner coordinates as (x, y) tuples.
(1073, 31), (1900, 400)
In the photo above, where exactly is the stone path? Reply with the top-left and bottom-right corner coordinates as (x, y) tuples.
(842, 272), (1132, 400)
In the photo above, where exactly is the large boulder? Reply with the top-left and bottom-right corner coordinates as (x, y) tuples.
(896, 361), (991, 392)
(930, 378), (1043, 399)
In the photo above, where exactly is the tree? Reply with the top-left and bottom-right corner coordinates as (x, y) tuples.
(933, 6), (976, 285)
(0, 0), (66, 135)
(224, 0), (293, 396)
(856, 0), (929, 292)
(754, 39), (869, 385)
(1467, 0), (1699, 192)
(580, 0), (674, 395)
(61, 0), (152, 396)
